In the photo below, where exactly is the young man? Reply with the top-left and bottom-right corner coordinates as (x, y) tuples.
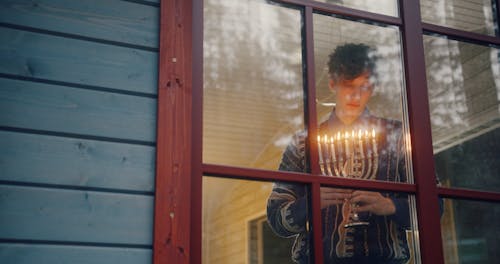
(267, 43), (410, 264)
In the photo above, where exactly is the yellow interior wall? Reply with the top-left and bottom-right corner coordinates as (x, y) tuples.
(203, 178), (273, 264)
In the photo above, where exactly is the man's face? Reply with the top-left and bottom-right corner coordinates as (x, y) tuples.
(329, 71), (374, 124)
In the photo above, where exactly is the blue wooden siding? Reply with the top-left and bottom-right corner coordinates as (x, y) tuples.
(0, 28), (158, 95)
(0, 78), (156, 142)
(0, 244), (152, 264)
(0, 131), (155, 192)
(0, 0), (159, 263)
(0, 0), (159, 49)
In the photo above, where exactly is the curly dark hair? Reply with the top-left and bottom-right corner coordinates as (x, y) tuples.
(328, 43), (377, 80)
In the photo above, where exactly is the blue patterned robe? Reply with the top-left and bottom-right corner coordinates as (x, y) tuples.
(267, 110), (410, 264)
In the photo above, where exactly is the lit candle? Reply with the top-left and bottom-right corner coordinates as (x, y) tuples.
(358, 129), (364, 158)
(344, 131), (350, 157)
(351, 130), (355, 155)
(330, 136), (336, 160)
(317, 135), (323, 163)
(371, 128), (378, 154)
(336, 132), (342, 156)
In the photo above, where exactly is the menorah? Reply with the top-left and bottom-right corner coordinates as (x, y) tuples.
(317, 129), (379, 228)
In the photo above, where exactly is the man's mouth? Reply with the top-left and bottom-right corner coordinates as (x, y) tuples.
(347, 103), (360, 107)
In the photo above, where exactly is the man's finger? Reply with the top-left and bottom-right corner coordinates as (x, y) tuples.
(354, 204), (372, 213)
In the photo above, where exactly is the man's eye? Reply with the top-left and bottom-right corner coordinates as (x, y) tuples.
(360, 84), (371, 91)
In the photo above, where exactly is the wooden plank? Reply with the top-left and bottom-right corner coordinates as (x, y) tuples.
(0, 244), (152, 264)
(0, 78), (156, 142)
(0, 131), (155, 192)
(0, 185), (153, 245)
(0, 27), (158, 95)
(154, 0), (194, 263)
(0, 0), (159, 48)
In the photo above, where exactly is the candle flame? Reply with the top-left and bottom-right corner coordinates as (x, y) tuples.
(337, 132), (341, 140)
(358, 129), (362, 139)
(330, 136), (334, 143)
(324, 134), (328, 143)
(345, 131), (349, 139)
(372, 128), (375, 138)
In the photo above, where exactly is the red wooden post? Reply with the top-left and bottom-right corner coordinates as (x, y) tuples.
(154, 0), (193, 263)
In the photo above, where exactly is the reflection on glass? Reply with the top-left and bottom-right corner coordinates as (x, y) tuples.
(420, 0), (497, 36)
(320, 188), (419, 263)
(314, 0), (399, 17)
(203, 0), (304, 169)
(266, 14), (415, 263)
(313, 13), (410, 183)
(424, 36), (500, 192)
(441, 198), (499, 263)
(203, 177), (309, 264)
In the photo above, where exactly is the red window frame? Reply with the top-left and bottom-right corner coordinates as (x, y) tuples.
(154, 0), (500, 263)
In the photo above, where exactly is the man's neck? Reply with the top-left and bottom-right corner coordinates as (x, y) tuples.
(334, 108), (363, 125)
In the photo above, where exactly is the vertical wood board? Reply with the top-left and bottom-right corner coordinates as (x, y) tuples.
(0, 27), (158, 94)
(154, 0), (194, 263)
(0, 131), (155, 192)
(0, 78), (156, 142)
(0, 0), (159, 48)
(0, 185), (154, 245)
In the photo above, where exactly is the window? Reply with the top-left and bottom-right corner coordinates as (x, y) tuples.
(248, 215), (296, 264)
(154, 0), (500, 263)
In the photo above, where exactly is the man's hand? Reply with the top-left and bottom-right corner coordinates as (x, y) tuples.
(320, 187), (352, 209)
(350, 191), (396, 216)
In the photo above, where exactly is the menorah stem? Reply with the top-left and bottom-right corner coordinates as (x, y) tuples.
(349, 152), (354, 176)
(339, 155), (347, 177)
(359, 137), (366, 178)
(370, 153), (379, 179)
(366, 152), (373, 179)
(370, 130), (379, 179)
(319, 160), (326, 176)
(332, 159), (340, 176)
(325, 157), (334, 176)
(329, 138), (340, 176)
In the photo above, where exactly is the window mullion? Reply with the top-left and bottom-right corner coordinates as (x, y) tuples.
(400, 0), (444, 263)
(303, 5), (325, 264)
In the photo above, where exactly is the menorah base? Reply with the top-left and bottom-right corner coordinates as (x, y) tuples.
(344, 221), (370, 228)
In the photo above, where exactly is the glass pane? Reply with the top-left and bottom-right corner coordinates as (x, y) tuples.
(314, 0), (399, 17)
(320, 188), (420, 263)
(203, 177), (311, 264)
(420, 0), (497, 36)
(424, 36), (500, 192)
(441, 198), (499, 263)
(313, 14), (411, 183)
(203, 0), (304, 170)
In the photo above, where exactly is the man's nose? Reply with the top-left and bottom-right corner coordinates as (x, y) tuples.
(351, 88), (362, 100)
